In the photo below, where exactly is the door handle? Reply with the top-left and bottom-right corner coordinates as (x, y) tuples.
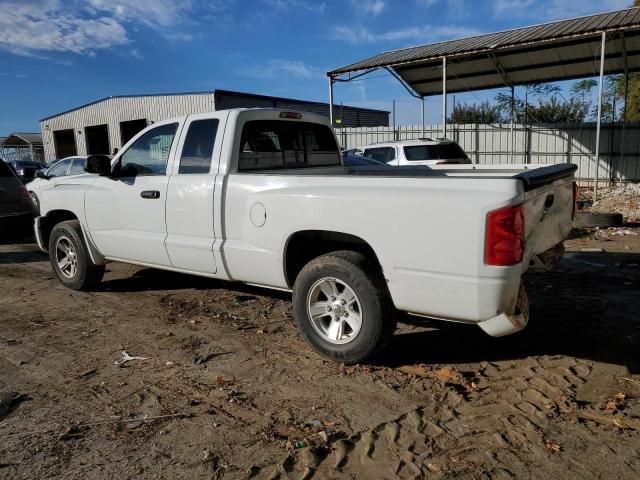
(140, 190), (160, 199)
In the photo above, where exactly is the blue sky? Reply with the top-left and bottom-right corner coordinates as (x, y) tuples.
(0, 0), (632, 133)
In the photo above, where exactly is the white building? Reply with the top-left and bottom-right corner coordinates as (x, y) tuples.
(39, 90), (389, 161)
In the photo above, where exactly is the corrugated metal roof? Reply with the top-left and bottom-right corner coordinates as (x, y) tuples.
(2, 132), (43, 146)
(329, 7), (640, 96)
(40, 91), (215, 121)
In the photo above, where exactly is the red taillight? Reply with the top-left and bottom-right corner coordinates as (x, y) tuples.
(572, 182), (578, 219)
(18, 186), (30, 200)
(485, 205), (525, 266)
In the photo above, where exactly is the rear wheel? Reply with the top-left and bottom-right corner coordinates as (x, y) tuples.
(48, 220), (104, 290)
(293, 250), (396, 363)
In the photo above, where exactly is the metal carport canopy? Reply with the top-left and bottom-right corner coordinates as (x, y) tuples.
(328, 7), (640, 96)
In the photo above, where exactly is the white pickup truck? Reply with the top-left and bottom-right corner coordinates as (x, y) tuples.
(34, 109), (577, 363)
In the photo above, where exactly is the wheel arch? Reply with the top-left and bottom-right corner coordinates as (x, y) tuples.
(283, 230), (384, 288)
(37, 210), (106, 265)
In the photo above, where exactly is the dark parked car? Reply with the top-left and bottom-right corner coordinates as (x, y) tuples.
(0, 160), (35, 228)
(8, 159), (47, 183)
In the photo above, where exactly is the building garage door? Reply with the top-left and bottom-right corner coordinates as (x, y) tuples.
(53, 129), (77, 159)
(120, 119), (148, 147)
(85, 124), (110, 155)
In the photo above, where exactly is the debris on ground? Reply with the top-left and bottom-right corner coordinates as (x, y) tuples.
(587, 184), (640, 222)
(545, 440), (562, 454)
(604, 392), (627, 411)
(293, 431), (328, 449)
(114, 351), (148, 366)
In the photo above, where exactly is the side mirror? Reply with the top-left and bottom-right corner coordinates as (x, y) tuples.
(35, 170), (47, 179)
(85, 155), (112, 176)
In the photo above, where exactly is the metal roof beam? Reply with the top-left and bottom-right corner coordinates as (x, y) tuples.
(409, 47), (640, 90)
(392, 31), (640, 74)
(488, 52), (513, 87)
(383, 67), (423, 99)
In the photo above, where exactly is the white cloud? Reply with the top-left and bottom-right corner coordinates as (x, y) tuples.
(240, 59), (317, 79)
(87, 0), (193, 28)
(332, 24), (482, 44)
(0, 72), (27, 78)
(493, 0), (630, 20)
(352, 0), (385, 15)
(416, 0), (466, 12)
(0, 0), (221, 57)
(263, 0), (326, 13)
(0, 0), (128, 56)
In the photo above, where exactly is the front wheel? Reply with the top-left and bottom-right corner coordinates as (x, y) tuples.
(48, 220), (105, 290)
(292, 251), (396, 363)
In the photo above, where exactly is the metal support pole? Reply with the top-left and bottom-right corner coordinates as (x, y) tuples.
(442, 56), (447, 138)
(392, 99), (396, 140)
(328, 76), (334, 127)
(594, 31), (606, 201)
(421, 97), (425, 137)
(510, 86), (515, 163)
(620, 33), (629, 184)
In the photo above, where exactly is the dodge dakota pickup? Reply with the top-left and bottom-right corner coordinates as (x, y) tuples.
(34, 108), (577, 362)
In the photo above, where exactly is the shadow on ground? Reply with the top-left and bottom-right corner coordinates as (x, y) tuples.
(375, 251), (640, 374)
(98, 268), (292, 301)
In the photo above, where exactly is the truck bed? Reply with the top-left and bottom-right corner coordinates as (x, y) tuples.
(255, 163), (577, 191)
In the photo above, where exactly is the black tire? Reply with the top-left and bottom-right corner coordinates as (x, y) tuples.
(48, 220), (105, 290)
(292, 250), (396, 363)
(574, 211), (623, 228)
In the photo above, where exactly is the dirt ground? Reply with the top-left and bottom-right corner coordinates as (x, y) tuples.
(1, 226), (640, 479)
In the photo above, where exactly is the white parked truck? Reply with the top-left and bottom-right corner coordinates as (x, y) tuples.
(34, 109), (577, 363)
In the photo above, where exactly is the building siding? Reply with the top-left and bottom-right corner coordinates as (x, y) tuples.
(40, 91), (390, 161)
(40, 93), (215, 161)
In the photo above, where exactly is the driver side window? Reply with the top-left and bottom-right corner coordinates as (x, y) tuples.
(119, 123), (178, 177)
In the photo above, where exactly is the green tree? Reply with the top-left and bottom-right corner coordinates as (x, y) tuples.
(448, 100), (505, 123)
(614, 0), (640, 121)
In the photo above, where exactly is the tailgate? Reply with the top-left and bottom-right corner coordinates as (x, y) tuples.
(519, 164), (576, 260)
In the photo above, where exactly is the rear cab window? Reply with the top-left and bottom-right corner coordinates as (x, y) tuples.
(363, 147), (395, 163)
(238, 120), (340, 171)
(404, 143), (467, 161)
(179, 119), (219, 174)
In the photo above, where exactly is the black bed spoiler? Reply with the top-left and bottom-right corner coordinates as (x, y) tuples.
(515, 164), (578, 191)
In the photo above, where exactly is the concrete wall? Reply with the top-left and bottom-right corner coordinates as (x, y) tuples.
(336, 123), (640, 181)
(40, 93), (215, 161)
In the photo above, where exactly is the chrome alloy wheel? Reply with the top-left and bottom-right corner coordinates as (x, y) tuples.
(55, 235), (78, 279)
(307, 277), (363, 344)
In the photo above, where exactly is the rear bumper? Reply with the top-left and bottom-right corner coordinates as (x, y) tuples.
(390, 265), (523, 325)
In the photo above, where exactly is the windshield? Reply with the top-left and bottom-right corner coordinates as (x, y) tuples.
(404, 143), (467, 161)
(239, 120), (340, 171)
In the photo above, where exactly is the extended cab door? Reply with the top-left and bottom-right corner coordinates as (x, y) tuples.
(84, 120), (181, 266)
(164, 112), (227, 274)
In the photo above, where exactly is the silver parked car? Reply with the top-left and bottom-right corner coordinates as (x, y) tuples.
(28, 155), (110, 212)
(0, 160), (35, 228)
